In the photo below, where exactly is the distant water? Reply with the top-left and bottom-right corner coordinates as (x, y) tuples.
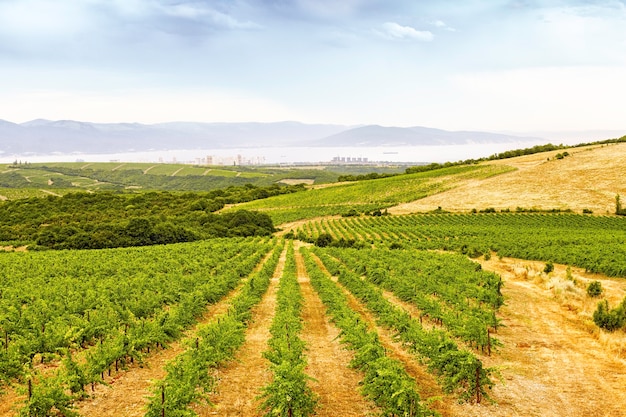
(1, 142), (544, 165)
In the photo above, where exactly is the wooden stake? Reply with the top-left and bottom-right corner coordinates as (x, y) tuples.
(161, 385), (165, 417)
(475, 366), (481, 404)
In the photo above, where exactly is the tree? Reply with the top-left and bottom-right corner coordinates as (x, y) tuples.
(314, 233), (333, 247)
(617, 194), (625, 215)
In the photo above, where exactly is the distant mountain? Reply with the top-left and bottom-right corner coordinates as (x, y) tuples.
(309, 125), (542, 147)
(0, 119), (542, 157)
(0, 120), (349, 155)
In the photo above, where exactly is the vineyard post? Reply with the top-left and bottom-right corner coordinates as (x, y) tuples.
(475, 366), (481, 404)
(161, 385), (165, 417)
(28, 378), (32, 400)
(487, 328), (491, 356)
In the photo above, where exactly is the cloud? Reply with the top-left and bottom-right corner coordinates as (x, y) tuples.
(380, 22), (434, 41)
(432, 19), (456, 31)
(157, 3), (262, 30)
(0, 0), (260, 43)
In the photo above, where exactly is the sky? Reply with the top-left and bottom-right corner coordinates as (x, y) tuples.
(1, 0), (625, 133)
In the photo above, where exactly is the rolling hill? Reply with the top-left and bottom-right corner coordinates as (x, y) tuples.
(225, 142), (626, 225)
(390, 142), (626, 215)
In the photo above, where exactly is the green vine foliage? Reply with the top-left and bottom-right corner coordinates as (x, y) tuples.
(260, 244), (317, 417)
(301, 249), (436, 417)
(312, 249), (494, 404)
(144, 241), (283, 417)
(19, 375), (78, 417)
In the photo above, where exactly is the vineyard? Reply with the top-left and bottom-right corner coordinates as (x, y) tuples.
(292, 213), (626, 277)
(0, 210), (624, 416)
(1, 144), (626, 416)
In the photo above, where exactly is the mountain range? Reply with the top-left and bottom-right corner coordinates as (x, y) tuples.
(0, 119), (542, 156)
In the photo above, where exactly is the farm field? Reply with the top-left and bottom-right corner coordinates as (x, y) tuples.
(0, 143), (626, 416)
(0, 162), (364, 195)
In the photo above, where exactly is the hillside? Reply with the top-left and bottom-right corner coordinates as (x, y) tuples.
(390, 143), (626, 215)
(222, 142), (626, 225)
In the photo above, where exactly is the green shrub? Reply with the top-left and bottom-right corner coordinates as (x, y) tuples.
(314, 233), (333, 248)
(586, 281), (603, 298)
(593, 299), (626, 331)
(544, 261), (554, 274)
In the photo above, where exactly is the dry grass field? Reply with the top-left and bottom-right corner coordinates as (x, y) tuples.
(391, 143), (626, 214)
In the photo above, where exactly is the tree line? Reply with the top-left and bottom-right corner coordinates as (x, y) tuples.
(0, 188), (287, 249)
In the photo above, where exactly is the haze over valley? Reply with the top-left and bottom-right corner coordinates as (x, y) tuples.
(2, 118), (618, 165)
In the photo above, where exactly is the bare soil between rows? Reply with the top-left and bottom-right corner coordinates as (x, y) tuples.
(294, 249), (380, 417)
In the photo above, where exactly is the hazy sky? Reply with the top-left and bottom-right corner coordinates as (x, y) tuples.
(1, 0), (625, 132)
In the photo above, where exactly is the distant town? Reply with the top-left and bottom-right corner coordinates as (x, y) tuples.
(140, 154), (384, 166)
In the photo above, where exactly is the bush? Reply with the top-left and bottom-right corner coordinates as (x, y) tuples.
(342, 208), (360, 217)
(544, 261), (554, 274)
(593, 299), (626, 331)
(314, 233), (333, 248)
(586, 281), (603, 298)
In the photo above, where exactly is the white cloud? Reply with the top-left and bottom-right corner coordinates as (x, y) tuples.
(432, 19), (456, 31)
(380, 22), (434, 41)
(161, 3), (262, 30)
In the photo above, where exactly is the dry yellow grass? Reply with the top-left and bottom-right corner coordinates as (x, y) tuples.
(390, 143), (626, 214)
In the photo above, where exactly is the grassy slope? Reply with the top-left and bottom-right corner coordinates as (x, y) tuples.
(224, 164), (514, 224)
(390, 143), (626, 215)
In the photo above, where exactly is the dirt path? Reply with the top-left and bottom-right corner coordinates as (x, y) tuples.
(293, 250), (379, 417)
(40, 189), (61, 197)
(142, 165), (156, 174)
(201, 247), (287, 416)
(450, 256), (626, 417)
(170, 167), (184, 177)
(274, 216), (341, 237)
